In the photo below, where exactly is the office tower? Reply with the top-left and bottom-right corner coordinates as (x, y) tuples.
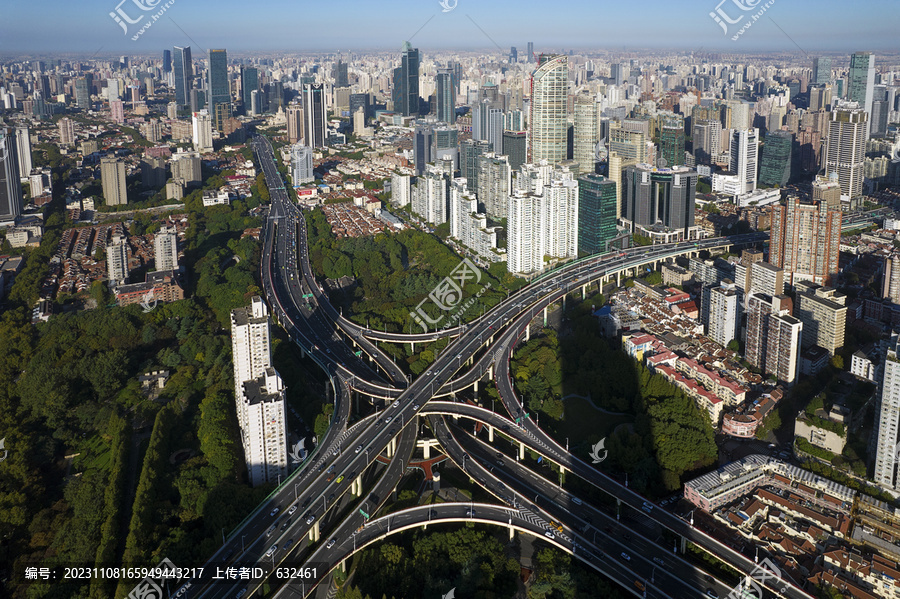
(758, 130), (792, 187)
(106, 237), (129, 287)
(171, 149), (202, 185)
(207, 49), (229, 130)
(824, 104), (867, 198)
(507, 169), (578, 275)
(812, 56), (831, 86)
(391, 173), (411, 207)
(349, 93), (370, 121)
(476, 153), (511, 219)
(848, 52), (875, 117)
(769, 195), (841, 287)
(213, 102), (233, 135)
(392, 42), (420, 117)
(15, 126), (31, 181)
(414, 121), (433, 176)
(766, 311), (803, 386)
(58, 117), (75, 146)
(290, 144), (314, 185)
(809, 84), (832, 111)
(610, 63), (624, 87)
(412, 165), (448, 225)
(0, 128), (23, 222)
(729, 128), (759, 195)
(432, 124), (458, 171)
(32, 90), (46, 120)
(708, 281), (740, 347)
(471, 100), (491, 141)
(884, 255), (900, 304)
(692, 118), (721, 164)
(75, 77), (90, 109)
(577, 174), (617, 255)
(509, 47), (518, 63)
(659, 125), (685, 168)
(461, 139), (492, 193)
(162, 49), (172, 73)
(154, 225), (178, 271)
(502, 130), (527, 171)
(573, 93), (597, 174)
(286, 104), (304, 144)
(303, 84), (326, 148)
(608, 125), (647, 163)
(794, 280), (846, 355)
(875, 333), (900, 489)
(528, 55), (568, 164)
(871, 85), (890, 136)
(527, 42), (534, 62)
(334, 59), (349, 88)
(241, 367), (288, 487)
(811, 175), (842, 210)
(141, 156), (166, 189)
(100, 156), (128, 206)
(110, 99), (125, 124)
(241, 66), (258, 114)
(107, 78), (121, 101)
(173, 46), (193, 110)
(191, 110), (213, 153)
(435, 69), (455, 123)
(621, 164), (697, 235)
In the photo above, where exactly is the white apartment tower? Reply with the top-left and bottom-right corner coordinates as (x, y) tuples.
(192, 109), (213, 153)
(708, 280), (740, 347)
(875, 333), (900, 489)
(729, 128), (758, 196)
(154, 225), (179, 272)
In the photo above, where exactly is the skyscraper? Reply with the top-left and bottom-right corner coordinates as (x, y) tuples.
(758, 130), (793, 187)
(824, 104), (867, 198)
(577, 174), (617, 255)
(392, 42), (420, 117)
(435, 69), (455, 124)
(15, 126), (32, 181)
(812, 56), (831, 86)
(794, 281), (846, 355)
(173, 46), (193, 110)
(100, 156), (128, 206)
(621, 164), (697, 235)
(509, 47), (518, 63)
(207, 49), (229, 131)
(241, 67), (258, 113)
(58, 117), (75, 146)
(286, 104), (304, 144)
(527, 42), (534, 62)
(432, 124), (458, 171)
(154, 225), (179, 271)
(729, 128), (759, 195)
(528, 54), (568, 164)
(461, 139), (492, 193)
(192, 110), (213, 153)
(692, 118), (721, 165)
(708, 281), (740, 348)
(162, 49), (172, 73)
(0, 128), (23, 222)
(769, 195), (841, 287)
(75, 77), (90, 109)
(303, 84), (326, 148)
(290, 144), (314, 185)
(659, 125), (686, 168)
(476, 153), (511, 219)
(572, 93), (597, 174)
(875, 333), (900, 489)
(414, 121), (433, 176)
(766, 311), (803, 386)
(412, 166), (448, 225)
(848, 51), (875, 117)
(502, 130), (527, 172)
(106, 236), (129, 287)
(334, 59), (349, 88)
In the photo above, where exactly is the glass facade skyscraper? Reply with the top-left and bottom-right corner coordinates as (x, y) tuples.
(392, 42), (420, 117)
(848, 51), (875, 116)
(208, 49), (229, 130)
(528, 54), (568, 164)
(758, 130), (793, 187)
(577, 174), (617, 255)
(173, 46), (193, 110)
(435, 69), (455, 124)
(241, 66), (258, 113)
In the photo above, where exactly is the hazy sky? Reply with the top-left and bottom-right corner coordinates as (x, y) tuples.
(2, 0), (898, 55)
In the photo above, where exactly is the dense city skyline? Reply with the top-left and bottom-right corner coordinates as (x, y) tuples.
(2, 0), (899, 53)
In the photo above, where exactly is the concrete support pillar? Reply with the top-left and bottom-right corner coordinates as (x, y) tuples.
(340, 559), (346, 573)
(308, 521), (320, 542)
(423, 442), (430, 460)
(386, 440), (394, 458)
(617, 271), (621, 287)
(452, 413), (459, 422)
(542, 307), (548, 326)
(582, 284), (587, 300)
(468, 355), (474, 366)
(391, 438), (397, 455)
(680, 537), (687, 553)
(473, 380), (478, 393)
(488, 363), (494, 379)
(562, 295), (566, 311)
(409, 341), (415, 354)
(488, 425), (494, 442)
(509, 525), (515, 541)
(519, 442), (525, 460)
(525, 325), (530, 342)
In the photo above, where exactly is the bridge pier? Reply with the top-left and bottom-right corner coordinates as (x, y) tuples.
(525, 325), (530, 342)
(509, 524), (515, 541)
(351, 476), (363, 497)
(488, 363), (494, 379)
(308, 521), (320, 543)
(562, 295), (566, 311)
(519, 442), (525, 460)
(542, 307), (548, 326)
(409, 341), (415, 354)
(582, 284), (587, 300)
(340, 559), (346, 573)
(616, 271), (621, 287)
(488, 425), (494, 442)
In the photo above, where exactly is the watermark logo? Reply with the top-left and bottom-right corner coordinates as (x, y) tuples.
(128, 557), (180, 599)
(442, 588), (456, 599)
(589, 437), (607, 464)
(0, 437), (7, 462)
(140, 288), (158, 313)
(438, 0), (457, 12)
(109, 0), (177, 41)
(725, 557), (789, 598)
(409, 258), (491, 332)
(709, 0), (775, 40)
(289, 439), (305, 464)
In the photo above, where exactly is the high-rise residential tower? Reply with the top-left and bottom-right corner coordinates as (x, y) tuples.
(154, 225), (179, 272)
(729, 128), (759, 195)
(100, 156), (128, 206)
(824, 103), (867, 199)
(769, 195), (841, 287)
